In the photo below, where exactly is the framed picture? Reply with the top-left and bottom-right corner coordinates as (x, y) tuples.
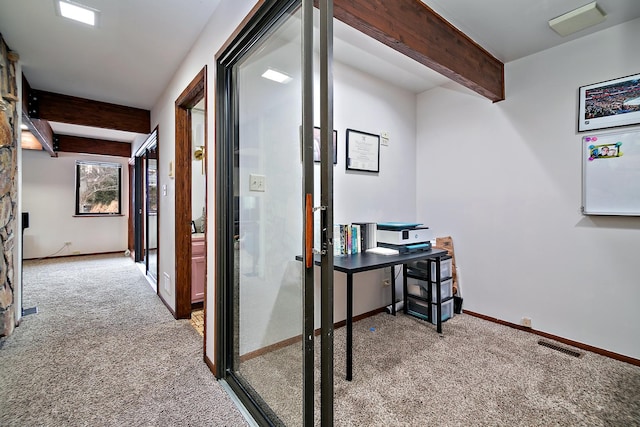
(313, 127), (338, 164)
(346, 128), (380, 173)
(578, 73), (640, 132)
(191, 221), (197, 234)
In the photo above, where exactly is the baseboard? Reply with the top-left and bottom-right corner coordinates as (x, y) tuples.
(24, 250), (125, 261)
(204, 354), (217, 378)
(158, 293), (177, 318)
(240, 306), (387, 362)
(463, 310), (640, 367)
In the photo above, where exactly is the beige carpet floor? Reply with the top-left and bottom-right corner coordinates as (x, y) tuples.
(0, 254), (247, 426)
(240, 310), (640, 426)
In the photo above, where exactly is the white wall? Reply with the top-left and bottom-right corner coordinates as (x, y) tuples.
(324, 61), (417, 329)
(15, 61), (22, 326)
(416, 18), (640, 359)
(22, 150), (129, 259)
(149, 0), (258, 358)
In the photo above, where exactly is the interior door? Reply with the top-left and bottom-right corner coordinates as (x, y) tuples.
(215, 0), (333, 425)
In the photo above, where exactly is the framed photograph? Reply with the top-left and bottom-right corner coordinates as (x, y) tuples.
(346, 128), (380, 173)
(313, 127), (337, 164)
(578, 73), (640, 132)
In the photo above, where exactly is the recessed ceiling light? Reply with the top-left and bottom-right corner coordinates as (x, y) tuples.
(261, 68), (293, 84)
(56, 0), (100, 27)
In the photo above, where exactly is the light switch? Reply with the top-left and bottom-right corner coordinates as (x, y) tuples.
(162, 184), (167, 196)
(381, 131), (390, 146)
(249, 174), (266, 192)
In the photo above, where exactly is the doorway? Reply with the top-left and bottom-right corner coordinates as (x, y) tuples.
(175, 67), (207, 320)
(134, 129), (159, 284)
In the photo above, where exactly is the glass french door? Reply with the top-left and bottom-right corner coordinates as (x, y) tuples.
(216, 1), (333, 425)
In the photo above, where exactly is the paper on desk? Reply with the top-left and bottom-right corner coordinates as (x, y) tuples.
(366, 247), (399, 255)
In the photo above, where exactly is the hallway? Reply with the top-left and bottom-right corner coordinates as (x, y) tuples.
(0, 254), (247, 426)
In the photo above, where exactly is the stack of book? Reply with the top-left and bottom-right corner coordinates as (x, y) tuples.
(333, 222), (376, 255)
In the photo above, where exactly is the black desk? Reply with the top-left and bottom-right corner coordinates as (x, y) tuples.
(302, 248), (447, 380)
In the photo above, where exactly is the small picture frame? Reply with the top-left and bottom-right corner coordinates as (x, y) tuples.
(312, 127), (338, 164)
(191, 221), (197, 234)
(578, 73), (640, 132)
(346, 128), (380, 173)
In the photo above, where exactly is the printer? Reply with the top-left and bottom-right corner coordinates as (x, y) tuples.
(376, 222), (432, 253)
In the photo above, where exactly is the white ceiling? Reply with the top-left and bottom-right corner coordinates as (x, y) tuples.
(1, 0), (639, 144)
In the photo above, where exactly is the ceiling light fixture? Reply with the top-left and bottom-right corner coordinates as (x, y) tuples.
(56, 0), (100, 27)
(548, 2), (606, 37)
(261, 68), (292, 84)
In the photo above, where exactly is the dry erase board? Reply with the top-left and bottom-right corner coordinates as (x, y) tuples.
(582, 130), (640, 215)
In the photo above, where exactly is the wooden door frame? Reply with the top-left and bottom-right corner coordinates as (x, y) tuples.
(175, 67), (207, 319)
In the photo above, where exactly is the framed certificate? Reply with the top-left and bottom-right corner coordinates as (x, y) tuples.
(346, 128), (380, 173)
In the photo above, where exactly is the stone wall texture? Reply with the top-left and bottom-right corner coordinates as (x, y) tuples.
(0, 35), (19, 338)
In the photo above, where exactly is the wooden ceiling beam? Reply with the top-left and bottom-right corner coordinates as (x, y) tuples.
(21, 113), (57, 157)
(55, 134), (131, 158)
(30, 90), (150, 134)
(330, 0), (505, 102)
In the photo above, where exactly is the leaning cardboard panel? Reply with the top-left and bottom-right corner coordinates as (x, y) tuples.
(434, 236), (457, 295)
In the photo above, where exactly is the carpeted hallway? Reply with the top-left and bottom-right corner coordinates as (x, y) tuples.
(0, 254), (247, 426)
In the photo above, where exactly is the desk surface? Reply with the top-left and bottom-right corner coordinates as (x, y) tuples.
(300, 248), (448, 274)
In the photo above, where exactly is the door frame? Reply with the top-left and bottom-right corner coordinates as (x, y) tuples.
(175, 67), (207, 319)
(133, 128), (159, 279)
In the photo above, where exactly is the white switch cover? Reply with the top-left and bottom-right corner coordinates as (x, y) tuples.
(381, 131), (390, 146)
(249, 174), (266, 192)
(162, 184), (167, 196)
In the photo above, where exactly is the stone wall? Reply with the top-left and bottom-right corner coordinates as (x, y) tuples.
(0, 34), (19, 338)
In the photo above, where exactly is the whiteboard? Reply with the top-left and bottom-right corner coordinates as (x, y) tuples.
(582, 129), (640, 216)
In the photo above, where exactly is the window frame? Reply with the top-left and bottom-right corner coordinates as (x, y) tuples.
(74, 161), (123, 216)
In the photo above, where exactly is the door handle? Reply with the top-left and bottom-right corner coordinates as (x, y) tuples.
(305, 194), (313, 268)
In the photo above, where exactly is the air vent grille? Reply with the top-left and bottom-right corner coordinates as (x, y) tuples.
(538, 340), (583, 358)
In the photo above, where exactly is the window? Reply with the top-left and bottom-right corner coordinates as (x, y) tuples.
(75, 161), (122, 215)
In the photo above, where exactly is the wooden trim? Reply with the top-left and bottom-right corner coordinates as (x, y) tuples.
(24, 250), (123, 261)
(204, 354), (217, 378)
(240, 334), (303, 363)
(175, 67), (207, 319)
(333, 307), (386, 330)
(215, 0), (266, 60)
(56, 134), (131, 157)
(327, 0), (504, 102)
(158, 292), (177, 318)
(464, 310), (640, 367)
(35, 90), (150, 133)
(240, 306), (386, 362)
(22, 74), (31, 116)
(21, 114), (56, 157)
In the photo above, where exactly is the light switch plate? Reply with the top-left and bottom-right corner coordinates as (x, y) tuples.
(381, 131), (390, 146)
(249, 174), (266, 192)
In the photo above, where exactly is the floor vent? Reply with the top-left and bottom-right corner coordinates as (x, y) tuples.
(538, 340), (583, 358)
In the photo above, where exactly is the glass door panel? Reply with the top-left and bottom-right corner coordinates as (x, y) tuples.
(233, 7), (305, 425)
(146, 145), (158, 280)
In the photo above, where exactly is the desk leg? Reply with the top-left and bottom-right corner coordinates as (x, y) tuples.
(391, 265), (396, 316)
(346, 272), (353, 381)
